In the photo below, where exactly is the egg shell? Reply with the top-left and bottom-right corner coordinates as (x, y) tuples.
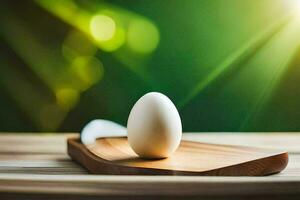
(127, 92), (182, 159)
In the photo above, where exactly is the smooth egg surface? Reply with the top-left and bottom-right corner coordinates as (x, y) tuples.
(127, 92), (182, 159)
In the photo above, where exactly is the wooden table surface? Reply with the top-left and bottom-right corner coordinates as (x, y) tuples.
(0, 133), (299, 200)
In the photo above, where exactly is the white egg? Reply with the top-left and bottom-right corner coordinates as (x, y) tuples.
(127, 92), (182, 159)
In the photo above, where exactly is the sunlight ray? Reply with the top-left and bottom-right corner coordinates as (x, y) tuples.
(178, 12), (294, 108)
(240, 16), (300, 130)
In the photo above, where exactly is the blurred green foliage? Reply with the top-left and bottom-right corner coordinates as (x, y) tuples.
(1, 0), (300, 132)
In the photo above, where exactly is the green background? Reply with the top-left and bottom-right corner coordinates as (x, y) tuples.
(1, 0), (300, 132)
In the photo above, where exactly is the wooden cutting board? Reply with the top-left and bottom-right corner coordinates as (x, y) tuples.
(67, 137), (288, 176)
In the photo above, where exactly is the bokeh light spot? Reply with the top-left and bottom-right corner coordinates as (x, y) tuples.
(127, 18), (160, 54)
(98, 27), (126, 52)
(62, 31), (96, 61)
(56, 88), (79, 110)
(71, 56), (104, 89)
(90, 14), (116, 42)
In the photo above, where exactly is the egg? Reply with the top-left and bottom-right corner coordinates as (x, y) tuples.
(127, 92), (182, 159)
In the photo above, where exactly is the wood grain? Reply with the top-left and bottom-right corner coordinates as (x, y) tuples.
(68, 137), (288, 176)
(0, 133), (299, 199)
